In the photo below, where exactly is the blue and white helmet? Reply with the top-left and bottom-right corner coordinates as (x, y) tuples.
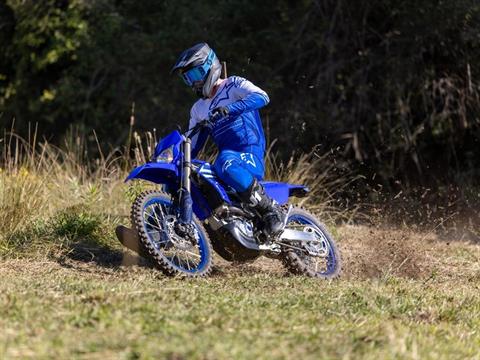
(171, 43), (222, 98)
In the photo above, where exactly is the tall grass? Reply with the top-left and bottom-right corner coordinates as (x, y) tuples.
(0, 127), (352, 257)
(264, 142), (360, 221)
(132, 131), (357, 220)
(0, 128), (128, 256)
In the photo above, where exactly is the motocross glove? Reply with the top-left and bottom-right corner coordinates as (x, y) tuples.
(209, 106), (229, 122)
(198, 118), (213, 128)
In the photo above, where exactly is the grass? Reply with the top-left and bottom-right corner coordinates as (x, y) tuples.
(1, 252), (480, 359)
(0, 128), (347, 258)
(1, 129), (480, 359)
(0, 128), (128, 257)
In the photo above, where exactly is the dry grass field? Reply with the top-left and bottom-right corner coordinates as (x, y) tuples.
(1, 226), (480, 359)
(1, 132), (480, 359)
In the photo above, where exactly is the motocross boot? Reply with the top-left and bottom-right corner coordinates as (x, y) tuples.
(239, 179), (286, 236)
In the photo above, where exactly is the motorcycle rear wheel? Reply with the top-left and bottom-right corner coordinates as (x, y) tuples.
(281, 207), (341, 279)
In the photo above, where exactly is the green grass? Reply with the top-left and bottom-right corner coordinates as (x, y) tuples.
(2, 130), (479, 359)
(1, 206), (120, 260)
(0, 255), (480, 359)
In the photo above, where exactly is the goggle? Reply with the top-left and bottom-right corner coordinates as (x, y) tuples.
(180, 50), (215, 87)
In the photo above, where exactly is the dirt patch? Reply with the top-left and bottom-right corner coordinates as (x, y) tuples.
(212, 224), (479, 281)
(215, 225), (441, 280)
(7, 224), (474, 282)
(336, 224), (480, 281)
(214, 256), (287, 277)
(337, 225), (434, 279)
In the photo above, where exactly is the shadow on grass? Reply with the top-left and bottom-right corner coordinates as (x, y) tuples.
(62, 240), (124, 266)
(2, 205), (156, 270)
(60, 237), (157, 270)
(3, 206), (286, 276)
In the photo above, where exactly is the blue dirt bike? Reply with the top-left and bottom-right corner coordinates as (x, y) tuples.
(116, 121), (341, 278)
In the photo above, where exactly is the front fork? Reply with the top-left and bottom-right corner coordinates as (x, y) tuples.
(179, 138), (193, 224)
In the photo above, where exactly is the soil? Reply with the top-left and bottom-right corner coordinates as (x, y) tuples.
(209, 224), (480, 281)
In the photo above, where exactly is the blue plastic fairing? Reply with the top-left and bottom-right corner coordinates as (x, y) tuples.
(190, 184), (212, 220)
(193, 160), (232, 204)
(126, 162), (178, 185)
(153, 130), (183, 160)
(126, 130), (183, 185)
(261, 181), (309, 205)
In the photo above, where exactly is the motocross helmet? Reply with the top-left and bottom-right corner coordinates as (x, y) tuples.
(171, 42), (221, 98)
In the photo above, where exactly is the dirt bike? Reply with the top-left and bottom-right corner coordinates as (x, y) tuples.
(116, 121), (341, 278)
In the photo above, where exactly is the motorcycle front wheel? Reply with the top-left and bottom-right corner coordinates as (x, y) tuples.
(131, 190), (213, 277)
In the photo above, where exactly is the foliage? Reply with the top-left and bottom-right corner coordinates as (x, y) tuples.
(0, 127), (352, 258)
(1, 0), (480, 185)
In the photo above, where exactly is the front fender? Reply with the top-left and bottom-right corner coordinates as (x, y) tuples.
(126, 162), (178, 185)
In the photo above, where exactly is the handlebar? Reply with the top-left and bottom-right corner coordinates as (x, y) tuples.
(185, 119), (211, 139)
(184, 110), (228, 138)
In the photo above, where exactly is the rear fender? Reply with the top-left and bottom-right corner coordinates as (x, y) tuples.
(261, 181), (309, 205)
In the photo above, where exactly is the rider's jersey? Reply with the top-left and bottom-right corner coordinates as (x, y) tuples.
(189, 76), (269, 158)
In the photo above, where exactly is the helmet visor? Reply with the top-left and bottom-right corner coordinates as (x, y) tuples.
(179, 49), (215, 86)
(181, 66), (207, 87)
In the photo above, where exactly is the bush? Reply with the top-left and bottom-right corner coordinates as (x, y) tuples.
(1, 1), (479, 185)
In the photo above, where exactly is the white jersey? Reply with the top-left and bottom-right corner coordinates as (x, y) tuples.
(188, 76), (270, 154)
(189, 76), (268, 127)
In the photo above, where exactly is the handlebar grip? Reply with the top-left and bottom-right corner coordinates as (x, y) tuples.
(186, 119), (210, 139)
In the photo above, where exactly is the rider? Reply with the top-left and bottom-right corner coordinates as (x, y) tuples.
(171, 42), (285, 235)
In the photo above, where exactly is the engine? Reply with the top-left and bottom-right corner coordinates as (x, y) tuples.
(207, 212), (261, 262)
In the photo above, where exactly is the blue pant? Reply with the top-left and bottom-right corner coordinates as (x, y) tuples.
(213, 149), (265, 192)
